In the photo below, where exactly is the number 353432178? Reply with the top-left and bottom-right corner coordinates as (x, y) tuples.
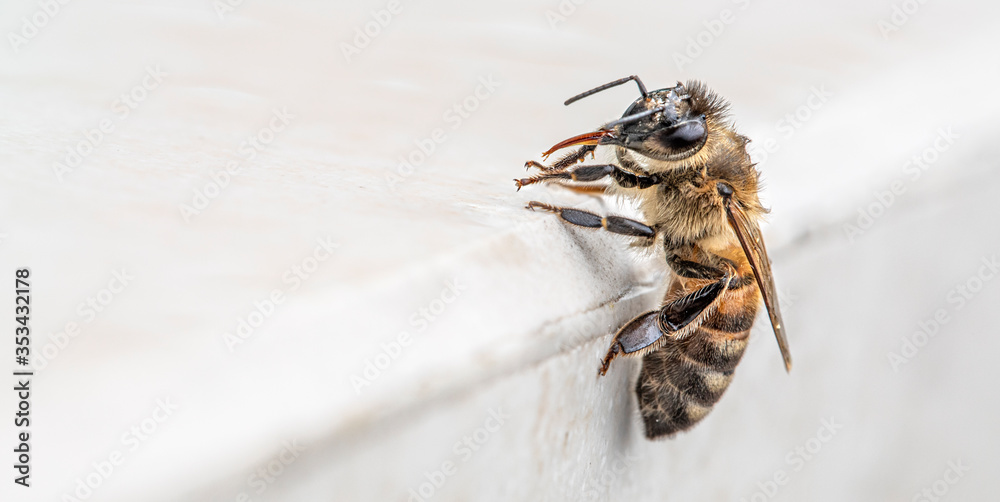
(15, 269), (30, 365)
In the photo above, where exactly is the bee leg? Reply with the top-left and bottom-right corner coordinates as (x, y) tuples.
(599, 276), (730, 376)
(517, 164), (612, 190)
(516, 163), (660, 191)
(551, 184), (608, 196)
(530, 144), (597, 171)
(665, 249), (729, 281)
(525, 201), (656, 245)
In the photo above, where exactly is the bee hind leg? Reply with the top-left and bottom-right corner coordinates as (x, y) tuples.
(598, 276), (730, 376)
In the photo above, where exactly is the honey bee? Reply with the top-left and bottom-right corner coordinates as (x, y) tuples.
(516, 76), (791, 439)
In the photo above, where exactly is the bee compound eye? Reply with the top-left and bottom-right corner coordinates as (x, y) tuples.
(716, 182), (734, 197)
(659, 120), (706, 151)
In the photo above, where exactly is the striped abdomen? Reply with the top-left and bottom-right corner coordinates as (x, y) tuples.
(636, 263), (760, 439)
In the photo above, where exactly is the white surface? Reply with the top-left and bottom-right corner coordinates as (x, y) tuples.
(1, 0), (999, 501)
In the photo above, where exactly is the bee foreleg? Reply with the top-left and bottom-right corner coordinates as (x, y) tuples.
(540, 144), (598, 170)
(525, 201), (656, 246)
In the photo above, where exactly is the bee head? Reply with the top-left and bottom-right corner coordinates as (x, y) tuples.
(609, 83), (708, 162)
(553, 77), (729, 164)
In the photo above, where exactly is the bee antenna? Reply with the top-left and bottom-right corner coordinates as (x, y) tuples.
(600, 105), (667, 130)
(564, 75), (648, 106)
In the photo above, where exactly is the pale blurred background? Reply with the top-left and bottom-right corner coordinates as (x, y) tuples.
(1, 1), (998, 501)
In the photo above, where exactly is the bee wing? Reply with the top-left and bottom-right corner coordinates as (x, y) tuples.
(724, 198), (793, 372)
